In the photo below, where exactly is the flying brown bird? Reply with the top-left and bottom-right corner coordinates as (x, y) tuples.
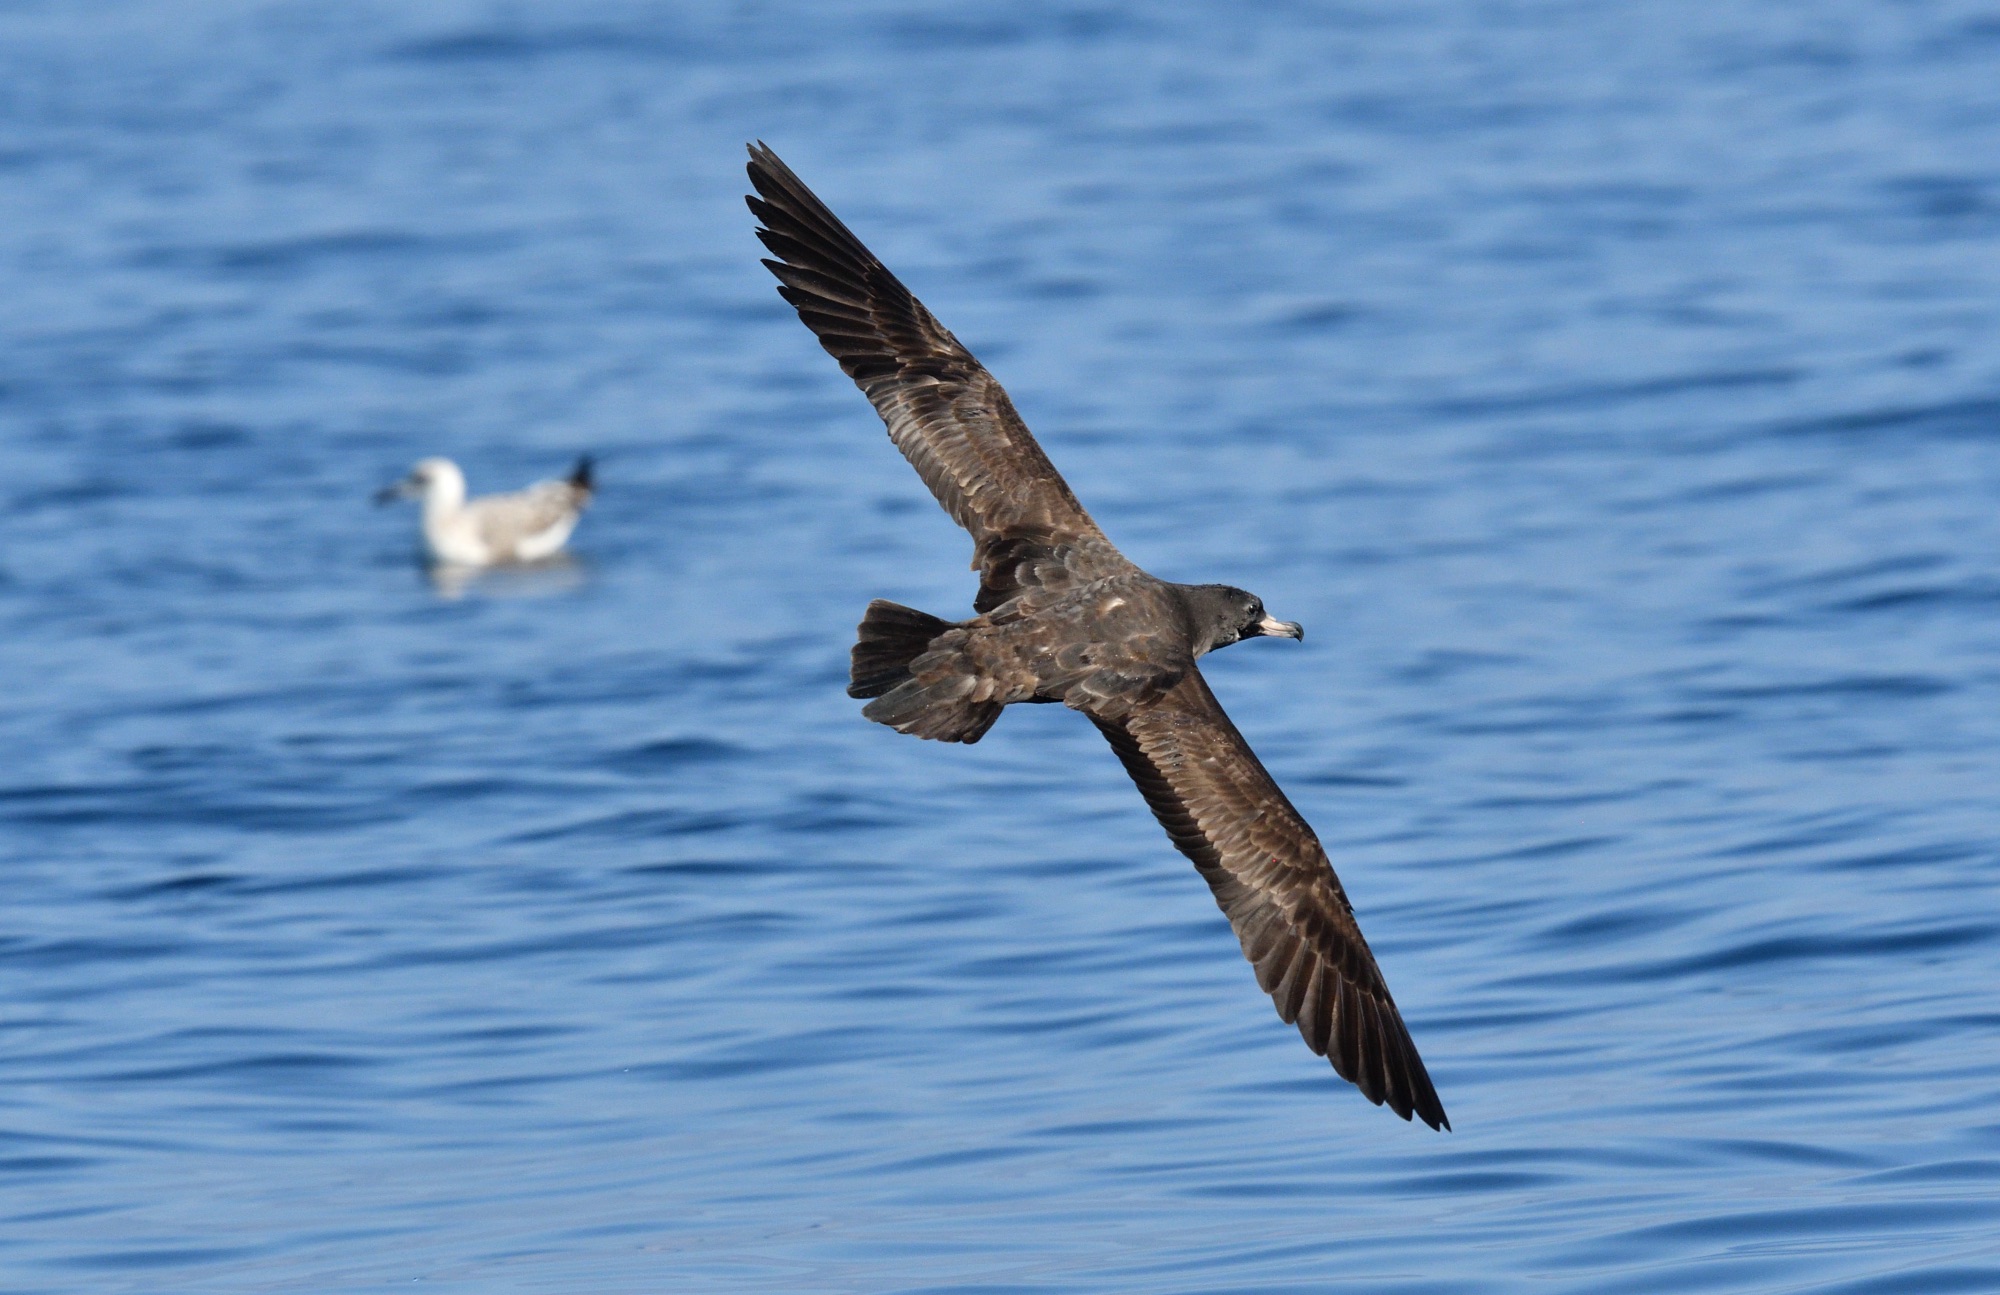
(747, 143), (1447, 1130)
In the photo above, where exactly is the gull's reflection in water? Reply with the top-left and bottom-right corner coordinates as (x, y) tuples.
(424, 553), (588, 600)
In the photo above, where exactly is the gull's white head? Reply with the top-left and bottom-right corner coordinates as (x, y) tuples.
(376, 457), (467, 511)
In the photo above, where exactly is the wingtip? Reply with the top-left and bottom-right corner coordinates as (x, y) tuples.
(569, 454), (594, 493)
(745, 144), (805, 229)
(1381, 1090), (1449, 1132)
(1388, 1008), (1450, 1131)
(745, 142), (774, 201)
(1406, 1083), (1451, 1132)
(1321, 985), (1449, 1131)
(744, 141), (794, 192)
(1417, 1082), (1451, 1131)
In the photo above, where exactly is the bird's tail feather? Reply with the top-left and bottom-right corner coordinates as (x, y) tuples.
(849, 600), (1004, 744)
(849, 600), (950, 698)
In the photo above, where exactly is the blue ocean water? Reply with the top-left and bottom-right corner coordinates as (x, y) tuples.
(5, 2), (2000, 1290)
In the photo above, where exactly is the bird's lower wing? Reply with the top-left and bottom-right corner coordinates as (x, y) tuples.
(746, 144), (1109, 554)
(1092, 671), (1448, 1129)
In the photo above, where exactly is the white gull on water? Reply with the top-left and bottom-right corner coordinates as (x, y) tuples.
(376, 456), (594, 567)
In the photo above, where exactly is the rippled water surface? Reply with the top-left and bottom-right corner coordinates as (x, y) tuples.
(6, 3), (2000, 1290)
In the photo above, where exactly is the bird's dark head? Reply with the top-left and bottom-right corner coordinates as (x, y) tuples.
(1183, 584), (1304, 656)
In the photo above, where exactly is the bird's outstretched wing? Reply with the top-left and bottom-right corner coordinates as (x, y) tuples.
(747, 144), (1114, 566)
(1094, 672), (1449, 1129)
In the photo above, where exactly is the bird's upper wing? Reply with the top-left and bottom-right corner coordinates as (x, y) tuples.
(1093, 671), (1449, 1129)
(470, 480), (586, 553)
(747, 143), (1113, 560)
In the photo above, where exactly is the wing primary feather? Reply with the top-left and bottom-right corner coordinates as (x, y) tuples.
(1335, 979), (1364, 1083)
(1271, 942), (1313, 1025)
(1254, 932), (1298, 995)
(1377, 1009), (1418, 1122)
(1360, 997), (1393, 1107)
(784, 299), (875, 331)
(1296, 961), (1331, 1054)
(1238, 906), (1287, 967)
(1395, 1013), (1450, 1131)
(762, 260), (871, 306)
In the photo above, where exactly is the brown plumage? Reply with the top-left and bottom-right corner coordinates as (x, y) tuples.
(748, 143), (1447, 1130)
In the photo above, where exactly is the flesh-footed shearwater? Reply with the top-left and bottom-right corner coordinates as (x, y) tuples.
(376, 456), (594, 567)
(747, 144), (1447, 1130)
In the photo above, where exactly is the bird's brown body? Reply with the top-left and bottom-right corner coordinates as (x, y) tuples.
(860, 553), (1235, 739)
(748, 143), (1448, 1130)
